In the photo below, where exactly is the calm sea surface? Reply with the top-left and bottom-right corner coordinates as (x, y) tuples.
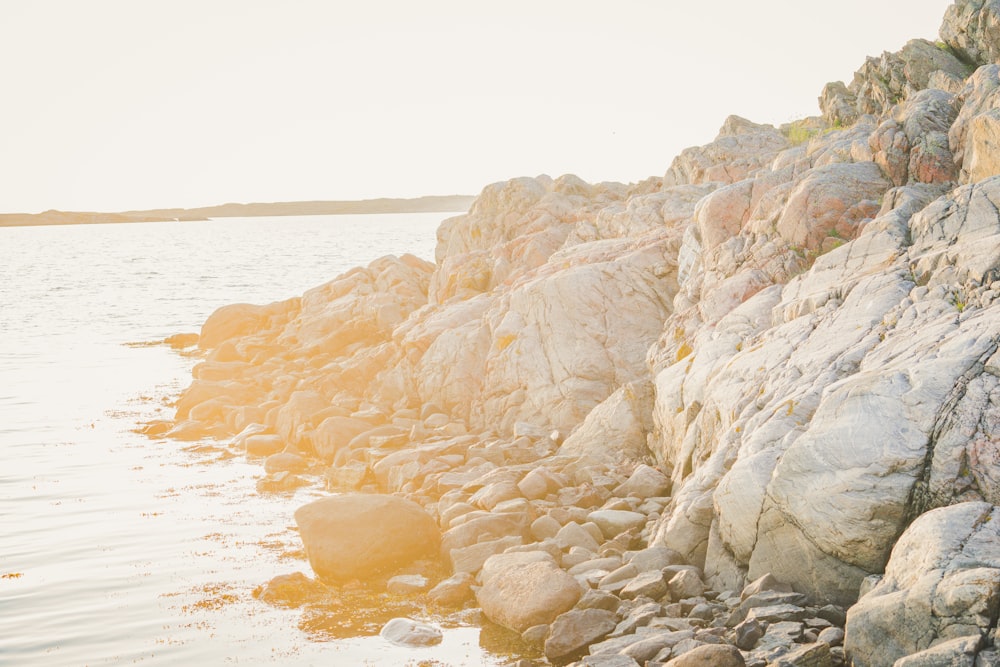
(0, 213), (508, 666)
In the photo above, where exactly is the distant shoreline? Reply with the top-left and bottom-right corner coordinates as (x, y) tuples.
(0, 195), (475, 228)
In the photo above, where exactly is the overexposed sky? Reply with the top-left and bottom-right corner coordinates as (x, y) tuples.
(1, 0), (953, 213)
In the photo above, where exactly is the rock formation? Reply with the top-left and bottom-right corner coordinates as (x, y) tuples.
(160, 1), (1000, 664)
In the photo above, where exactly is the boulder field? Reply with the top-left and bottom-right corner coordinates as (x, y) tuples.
(163, 2), (1000, 665)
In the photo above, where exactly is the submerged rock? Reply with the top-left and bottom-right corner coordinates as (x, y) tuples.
(379, 617), (443, 647)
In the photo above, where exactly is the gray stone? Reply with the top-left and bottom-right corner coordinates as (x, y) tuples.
(664, 642), (746, 666)
(845, 503), (1000, 667)
(543, 608), (618, 665)
(668, 569), (705, 601)
(733, 618), (764, 650)
(621, 570), (668, 601)
(746, 603), (808, 624)
(817, 627), (844, 646)
(893, 634), (982, 667)
(770, 642), (832, 667)
(575, 655), (640, 667)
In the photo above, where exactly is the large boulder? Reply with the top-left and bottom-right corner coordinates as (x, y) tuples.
(294, 494), (441, 582)
(844, 502), (1000, 667)
(476, 553), (583, 632)
(941, 0), (1000, 66)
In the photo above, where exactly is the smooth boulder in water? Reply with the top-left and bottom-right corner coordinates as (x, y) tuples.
(294, 493), (441, 583)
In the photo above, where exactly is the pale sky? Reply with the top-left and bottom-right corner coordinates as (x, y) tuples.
(1, 0), (953, 214)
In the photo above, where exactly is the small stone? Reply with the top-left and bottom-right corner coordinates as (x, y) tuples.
(386, 574), (430, 595)
(741, 573), (793, 601)
(746, 604), (807, 624)
(379, 617), (443, 647)
(669, 569), (705, 601)
(543, 608), (618, 665)
(427, 572), (474, 606)
(531, 515), (562, 541)
(521, 624), (549, 648)
(733, 618), (764, 650)
(664, 643), (745, 666)
(555, 522), (601, 553)
(588, 510), (648, 539)
(613, 464), (671, 499)
(254, 571), (326, 607)
(577, 655), (641, 667)
(245, 434), (284, 457)
(264, 451), (308, 474)
(621, 570), (668, 601)
(817, 627), (844, 646)
(769, 641), (832, 667)
(577, 589), (622, 612)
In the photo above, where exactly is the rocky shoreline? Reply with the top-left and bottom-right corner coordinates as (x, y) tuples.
(153, 2), (1000, 665)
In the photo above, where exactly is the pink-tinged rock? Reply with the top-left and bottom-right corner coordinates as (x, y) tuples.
(476, 556), (583, 633)
(294, 494), (440, 583)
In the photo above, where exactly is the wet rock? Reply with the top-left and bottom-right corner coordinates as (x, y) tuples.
(256, 471), (309, 493)
(263, 451), (308, 474)
(512, 624), (545, 651)
(544, 608), (618, 665)
(254, 571), (326, 607)
(386, 574), (430, 595)
(379, 617), (443, 647)
(245, 434), (284, 457)
(477, 554), (583, 633)
(427, 572), (474, 606)
(295, 494), (441, 583)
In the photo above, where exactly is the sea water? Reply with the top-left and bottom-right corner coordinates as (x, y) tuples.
(0, 213), (513, 666)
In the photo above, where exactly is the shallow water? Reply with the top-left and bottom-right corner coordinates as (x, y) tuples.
(0, 213), (513, 666)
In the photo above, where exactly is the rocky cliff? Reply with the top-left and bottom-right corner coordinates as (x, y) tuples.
(161, 2), (1000, 665)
